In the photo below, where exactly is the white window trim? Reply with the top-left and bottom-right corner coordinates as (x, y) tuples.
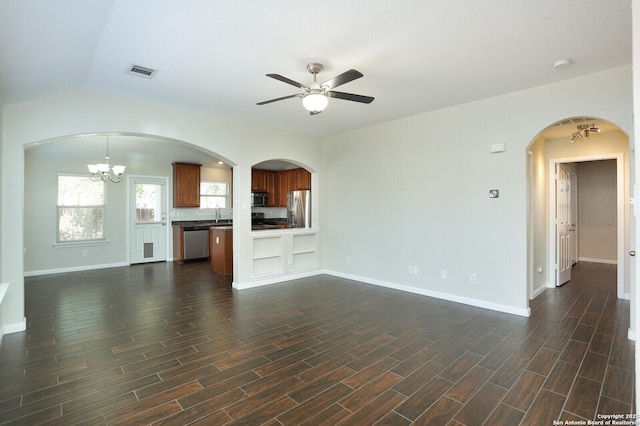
(56, 172), (107, 244)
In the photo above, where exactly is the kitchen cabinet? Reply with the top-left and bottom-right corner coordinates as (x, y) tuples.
(283, 168), (311, 192)
(252, 167), (311, 207)
(276, 171), (290, 207)
(295, 168), (311, 190)
(267, 172), (280, 207)
(251, 169), (268, 192)
(173, 162), (201, 207)
(210, 227), (233, 275)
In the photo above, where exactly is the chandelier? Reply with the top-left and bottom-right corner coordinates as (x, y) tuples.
(571, 123), (600, 142)
(87, 136), (126, 183)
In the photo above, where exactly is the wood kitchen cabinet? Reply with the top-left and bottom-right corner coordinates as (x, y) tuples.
(252, 167), (311, 207)
(267, 172), (280, 207)
(173, 162), (201, 207)
(295, 168), (311, 190)
(251, 169), (268, 192)
(276, 171), (291, 207)
(210, 227), (233, 275)
(283, 168), (311, 192)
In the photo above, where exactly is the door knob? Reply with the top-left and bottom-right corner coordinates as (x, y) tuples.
(630, 251), (636, 257)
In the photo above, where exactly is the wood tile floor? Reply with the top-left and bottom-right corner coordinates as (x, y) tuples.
(0, 261), (634, 425)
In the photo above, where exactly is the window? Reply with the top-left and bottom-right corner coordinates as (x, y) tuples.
(200, 181), (229, 209)
(57, 174), (105, 243)
(135, 183), (162, 223)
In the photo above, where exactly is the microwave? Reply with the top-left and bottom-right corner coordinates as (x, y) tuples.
(251, 192), (269, 207)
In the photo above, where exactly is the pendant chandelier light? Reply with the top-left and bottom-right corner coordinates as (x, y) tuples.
(570, 123), (600, 142)
(87, 136), (126, 183)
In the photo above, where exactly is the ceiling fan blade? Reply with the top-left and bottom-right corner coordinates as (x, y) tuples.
(266, 74), (307, 89)
(328, 91), (374, 104)
(321, 69), (363, 90)
(256, 94), (301, 105)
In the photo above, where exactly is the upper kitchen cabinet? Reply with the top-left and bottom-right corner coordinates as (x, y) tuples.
(173, 162), (201, 207)
(252, 163), (312, 207)
(282, 168), (311, 192)
(295, 168), (311, 190)
(251, 169), (268, 192)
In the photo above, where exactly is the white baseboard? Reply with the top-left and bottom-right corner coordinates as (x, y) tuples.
(233, 269), (323, 290)
(324, 270), (531, 317)
(4, 318), (26, 334)
(530, 283), (549, 300)
(578, 257), (617, 265)
(24, 262), (130, 277)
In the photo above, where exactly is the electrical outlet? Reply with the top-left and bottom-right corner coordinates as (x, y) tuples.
(346, 256), (351, 264)
(441, 270), (448, 279)
(469, 274), (477, 284)
(82, 250), (88, 257)
(408, 265), (413, 274)
(288, 257), (293, 265)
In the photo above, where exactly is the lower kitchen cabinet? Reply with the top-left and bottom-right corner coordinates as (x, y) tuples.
(210, 227), (233, 275)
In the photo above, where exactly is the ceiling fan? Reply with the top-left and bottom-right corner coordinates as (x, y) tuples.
(256, 62), (374, 115)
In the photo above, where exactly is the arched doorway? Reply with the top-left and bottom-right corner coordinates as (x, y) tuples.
(527, 117), (631, 304)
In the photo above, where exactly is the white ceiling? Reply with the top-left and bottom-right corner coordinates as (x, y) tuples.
(0, 1), (632, 138)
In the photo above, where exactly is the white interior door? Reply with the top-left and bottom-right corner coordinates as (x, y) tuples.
(129, 177), (168, 264)
(556, 163), (572, 286)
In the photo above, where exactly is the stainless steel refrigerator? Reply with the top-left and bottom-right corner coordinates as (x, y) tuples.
(287, 190), (311, 228)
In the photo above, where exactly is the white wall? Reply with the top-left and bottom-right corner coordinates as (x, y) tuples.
(529, 138), (547, 296)
(322, 66), (633, 316)
(2, 91), (322, 331)
(632, 0), (640, 412)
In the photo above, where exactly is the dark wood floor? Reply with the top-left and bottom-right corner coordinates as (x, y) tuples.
(0, 261), (634, 425)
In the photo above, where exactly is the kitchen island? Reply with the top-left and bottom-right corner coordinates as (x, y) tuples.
(210, 226), (233, 275)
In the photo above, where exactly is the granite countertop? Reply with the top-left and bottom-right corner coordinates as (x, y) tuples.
(172, 220), (232, 227)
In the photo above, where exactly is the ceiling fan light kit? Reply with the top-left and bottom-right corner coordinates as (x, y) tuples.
(257, 62), (374, 115)
(302, 92), (328, 113)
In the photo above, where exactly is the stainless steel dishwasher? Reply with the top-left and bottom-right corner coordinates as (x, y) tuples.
(182, 226), (210, 261)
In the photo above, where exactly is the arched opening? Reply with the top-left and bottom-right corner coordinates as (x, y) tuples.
(23, 133), (236, 275)
(527, 117), (632, 308)
(250, 159), (313, 230)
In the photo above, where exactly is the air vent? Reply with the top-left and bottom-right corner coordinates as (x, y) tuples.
(128, 64), (157, 79)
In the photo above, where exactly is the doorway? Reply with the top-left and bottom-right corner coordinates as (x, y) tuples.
(128, 176), (169, 264)
(527, 117), (630, 304)
(550, 157), (622, 294)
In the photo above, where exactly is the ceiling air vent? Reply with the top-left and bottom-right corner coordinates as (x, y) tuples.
(128, 64), (157, 79)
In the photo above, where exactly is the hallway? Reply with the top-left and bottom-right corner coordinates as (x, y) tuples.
(0, 261), (633, 424)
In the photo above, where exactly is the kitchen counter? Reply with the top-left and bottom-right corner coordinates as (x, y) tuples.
(172, 220), (232, 263)
(172, 220), (232, 228)
(252, 224), (282, 230)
